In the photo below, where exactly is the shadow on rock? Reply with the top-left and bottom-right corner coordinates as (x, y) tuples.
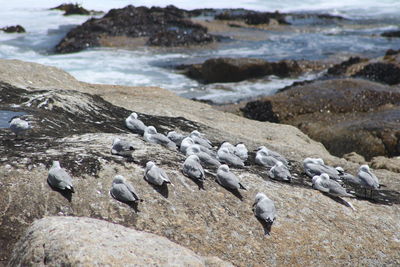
(145, 179), (170, 198)
(47, 180), (73, 202)
(255, 216), (274, 236)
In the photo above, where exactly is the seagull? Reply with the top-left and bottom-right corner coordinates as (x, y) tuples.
(180, 137), (216, 156)
(303, 157), (341, 180)
(216, 164), (246, 190)
(234, 143), (248, 161)
(220, 142), (235, 153)
(47, 161), (75, 193)
(268, 161), (292, 182)
(217, 147), (245, 168)
(190, 130), (212, 149)
(357, 165), (380, 189)
(182, 154), (205, 183)
(111, 137), (135, 157)
(144, 126), (177, 149)
(257, 146), (288, 167)
(312, 173), (354, 198)
(110, 175), (142, 204)
(9, 117), (32, 138)
(144, 161), (172, 186)
(255, 148), (280, 168)
(186, 144), (221, 169)
(125, 112), (146, 135)
(167, 131), (186, 146)
(252, 193), (276, 235)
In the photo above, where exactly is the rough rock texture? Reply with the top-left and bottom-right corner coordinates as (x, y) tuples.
(370, 156), (400, 173)
(326, 53), (400, 85)
(9, 217), (232, 266)
(55, 5), (215, 53)
(1, 59), (400, 266)
(215, 9), (289, 25)
(179, 57), (302, 83)
(0, 25), (26, 33)
(242, 78), (400, 159)
(50, 3), (91, 16)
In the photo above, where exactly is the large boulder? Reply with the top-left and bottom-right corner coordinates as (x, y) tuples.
(55, 5), (215, 53)
(1, 59), (400, 266)
(242, 78), (400, 159)
(179, 57), (301, 83)
(9, 216), (232, 266)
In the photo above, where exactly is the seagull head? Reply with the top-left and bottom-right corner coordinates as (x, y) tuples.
(52, 161), (61, 168)
(254, 192), (268, 206)
(145, 126), (157, 134)
(320, 173), (330, 181)
(145, 161), (155, 171)
(236, 143), (246, 150)
(129, 112), (138, 119)
(218, 164), (230, 172)
(113, 175), (126, 184)
(112, 137), (121, 145)
(187, 154), (200, 162)
(360, 164), (370, 172)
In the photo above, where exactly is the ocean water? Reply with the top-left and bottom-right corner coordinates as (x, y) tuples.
(1, 0), (400, 103)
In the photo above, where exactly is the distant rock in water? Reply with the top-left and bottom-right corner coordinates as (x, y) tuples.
(178, 57), (301, 84)
(50, 3), (103, 16)
(381, 30), (400, 38)
(0, 25), (25, 33)
(215, 9), (289, 25)
(242, 78), (400, 159)
(55, 5), (215, 53)
(325, 54), (400, 85)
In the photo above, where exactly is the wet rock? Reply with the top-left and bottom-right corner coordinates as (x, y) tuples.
(352, 62), (400, 85)
(55, 5), (215, 53)
(326, 56), (366, 76)
(50, 3), (91, 15)
(385, 48), (400, 56)
(179, 57), (301, 83)
(242, 79), (400, 159)
(0, 25), (25, 33)
(381, 30), (400, 38)
(9, 217), (233, 266)
(215, 9), (289, 25)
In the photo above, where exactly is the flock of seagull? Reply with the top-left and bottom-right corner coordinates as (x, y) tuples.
(8, 112), (382, 235)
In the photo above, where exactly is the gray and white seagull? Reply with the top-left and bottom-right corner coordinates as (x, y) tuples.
(182, 154), (206, 183)
(9, 117), (32, 139)
(110, 175), (142, 204)
(47, 161), (75, 193)
(144, 126), (177, 149)
(144, 161), (172, 186)
(125, 112), (147, 135)
(111, 137), (135, 157)
(216, 164), (246, 190)
(253, 192), (276, 236)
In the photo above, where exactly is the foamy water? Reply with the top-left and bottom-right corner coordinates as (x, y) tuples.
(1, 0), (400, 103)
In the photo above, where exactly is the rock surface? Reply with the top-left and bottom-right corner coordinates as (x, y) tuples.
(50, 3), (91, 16)
(242, 78), (400, 159)
(55, 5), (215, 53)
(1, 59), (400, 266)
(9, 216), (232, 266)
(178, 57), (302, 83)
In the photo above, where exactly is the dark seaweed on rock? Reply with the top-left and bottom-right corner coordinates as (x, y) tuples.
(55, 5), (215, 53)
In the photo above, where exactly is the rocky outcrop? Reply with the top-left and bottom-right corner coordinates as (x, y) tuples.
(326, 53), (400, 85)
(1, 59), (400, 266)
(9, 217), (232, 266)
(179, 57), (302, 83)
(242, 78), (400, 159)
(381, 30), (400, 38)
(55, 5), (215, 53)
(50, 3), (91, 15)
(0, 25), (25, 33)
(215, 9), (289, 25)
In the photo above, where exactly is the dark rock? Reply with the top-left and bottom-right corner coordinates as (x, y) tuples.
(326, 56), (365, 76)
(381, 30), (400, 38)
(50, 3), (90, 15)
(215, 9), (289, 25)
(242, 79), (400, 159)
(352, 62), (400, 85)
(55, 5), (215, 53)
(385, 49), (400, 56)
(0, 25), (26, 33)
(180, 57), (301, 83)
